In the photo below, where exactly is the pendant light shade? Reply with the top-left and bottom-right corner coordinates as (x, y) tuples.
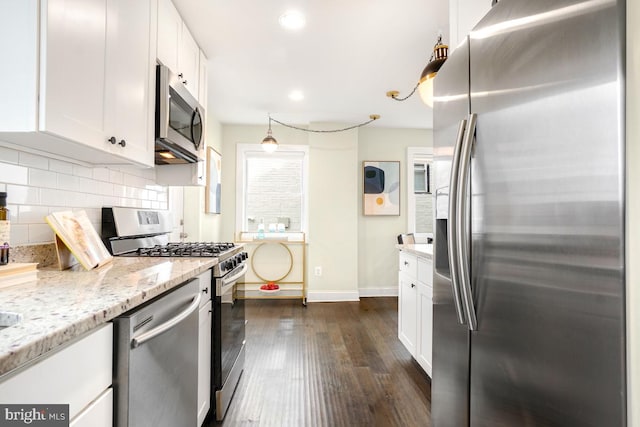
(418, 39), (448, 107)
(386, 34), (448, 107)
(261, 119), (278, 152)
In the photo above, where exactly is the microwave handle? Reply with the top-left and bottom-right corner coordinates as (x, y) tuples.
(191, 107), (204, 150)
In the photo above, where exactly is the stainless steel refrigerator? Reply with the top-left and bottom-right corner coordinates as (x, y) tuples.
(432, 1), (626, 426)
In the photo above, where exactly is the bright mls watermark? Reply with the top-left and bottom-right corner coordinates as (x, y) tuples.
(0, 405), (69, 426)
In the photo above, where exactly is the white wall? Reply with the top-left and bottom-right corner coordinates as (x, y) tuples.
(357, 127), (433, 295)
(307, 124), (359, 301)
(0, 144), (167, 245)
(627, 2), (639, 424)
(449, 0), (492, 50)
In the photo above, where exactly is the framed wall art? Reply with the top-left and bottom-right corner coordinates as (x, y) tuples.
(206, 147), (222, 214)
(363, 160), (400, 216)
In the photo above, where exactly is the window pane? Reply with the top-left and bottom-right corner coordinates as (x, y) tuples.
(245, 152), (304, 232)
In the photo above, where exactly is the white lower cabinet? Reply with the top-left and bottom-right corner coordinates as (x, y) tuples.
(0, 323), (113, 423)
(197, 269), (212, 426)
(416, 280), (433, 376)
(398, 250), (433, 376)
(69, 388), (113, 427)
(198, 299), (212, 426)
(398, 270), (418, 356)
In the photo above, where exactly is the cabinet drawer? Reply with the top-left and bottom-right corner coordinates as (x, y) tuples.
(70, 388), (113, 427)
(0, 323), (113, 420)
(399, 251), (418, 277)
(417, 257), (433, 286)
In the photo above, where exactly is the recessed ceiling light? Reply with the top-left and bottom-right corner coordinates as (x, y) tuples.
(289, 90), (304, 101)
(279, 10), (305, 30)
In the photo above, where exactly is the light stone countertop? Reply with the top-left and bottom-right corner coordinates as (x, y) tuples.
(0, 256), (218, 377)
(396, 243), (433, 259)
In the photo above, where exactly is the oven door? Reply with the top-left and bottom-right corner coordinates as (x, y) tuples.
(214, 263), (247, 421)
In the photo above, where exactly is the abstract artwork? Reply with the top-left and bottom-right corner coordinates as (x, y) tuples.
(206, 147), (222, 214)
(363, 161), (400, 215)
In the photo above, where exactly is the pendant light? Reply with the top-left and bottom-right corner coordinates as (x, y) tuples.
(417, 35), (448, 107)
(386, 34), (449, 107)
(261, 117), (278, 152)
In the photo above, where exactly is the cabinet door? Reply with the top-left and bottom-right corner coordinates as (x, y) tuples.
(198, 50), (208, 109)
(104, 0), (154, 167)
(197, 300), (212, 426)
(179, 24), (200, 98)
(41, 0), (108, 147)
(69, 388), (112, 427)
(156, 0), (181, 72)
(417, 282), (433, 376)
(398, 271), (417, 356)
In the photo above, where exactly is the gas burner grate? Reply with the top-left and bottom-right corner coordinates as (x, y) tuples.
(135, 242), (235, 257)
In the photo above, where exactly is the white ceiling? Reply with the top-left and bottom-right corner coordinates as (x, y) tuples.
(172, 0), (449, 130)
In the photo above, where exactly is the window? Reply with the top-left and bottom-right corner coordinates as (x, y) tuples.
(407, 147), (433, 234)
(413, 162), (431, 194)
(236, 144), (309, 233)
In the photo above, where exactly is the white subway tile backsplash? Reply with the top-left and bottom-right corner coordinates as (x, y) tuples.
(72, 164), (93, 178)
(98, 181), (114, 196)
(49, 159), (74, 174)
(2, 149), (169, 244)
(10, 224), (29, 246)
(109, 169), (124, 184)
(2, 164), (29, 185)
(28, 223), (55, 243)
(7, 185), (39, 205)
(29, 169), (58, 188)
(57, 174), (79, 191)
(19, 152), (49, 169)
(6, 204), (18, 222)
(40, 189), (68, 207)
(0, 146), (20, 164)
(18, 205), (50, 224)
(93, 167), (110, 182)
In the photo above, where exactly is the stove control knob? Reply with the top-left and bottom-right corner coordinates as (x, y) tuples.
(242, 252), (248, 260)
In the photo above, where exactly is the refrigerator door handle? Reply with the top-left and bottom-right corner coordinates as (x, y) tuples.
(447, 119), (468, 325)
(456, 113), (478, 331)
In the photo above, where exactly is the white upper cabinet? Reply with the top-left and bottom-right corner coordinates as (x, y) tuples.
(104, 0), (155, 165)
(179, 25), (200, 98)
(156, 0), (181, 72)
(0, 0), (154, 167)
(41, 0), (109, 151)
(157, 0), (202, 100)
(198, 50), (208, 111)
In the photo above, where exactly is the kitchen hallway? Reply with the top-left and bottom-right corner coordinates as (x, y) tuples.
(213, 298), (431, 426)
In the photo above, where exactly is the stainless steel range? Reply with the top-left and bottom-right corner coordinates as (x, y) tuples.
(102, 206), (247, 423)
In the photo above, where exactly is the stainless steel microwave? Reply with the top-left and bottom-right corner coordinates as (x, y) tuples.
(155, 65), (204, 164)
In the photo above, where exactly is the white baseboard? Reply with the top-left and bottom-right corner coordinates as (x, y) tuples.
(306, 291), (360, 302)
(358, 287), (399, 297)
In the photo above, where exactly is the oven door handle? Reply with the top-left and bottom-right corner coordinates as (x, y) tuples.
(221, 263), (248, 287)
(131, 292), (201, 348)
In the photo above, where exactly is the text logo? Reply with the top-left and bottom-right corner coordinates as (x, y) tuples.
(0, 405), (69, 427)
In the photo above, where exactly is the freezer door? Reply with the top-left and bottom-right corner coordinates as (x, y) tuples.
(432, 37), (471, 427)
(468, 0), (625, 426)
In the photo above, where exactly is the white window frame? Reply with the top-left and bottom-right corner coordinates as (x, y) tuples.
(235, 143), (309, 235)
(407, 146), (433, 234)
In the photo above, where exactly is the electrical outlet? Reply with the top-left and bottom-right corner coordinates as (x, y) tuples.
(314, 266), (322, 276)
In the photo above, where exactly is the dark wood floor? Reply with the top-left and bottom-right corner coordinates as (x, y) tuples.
(211, 297), (431, 427)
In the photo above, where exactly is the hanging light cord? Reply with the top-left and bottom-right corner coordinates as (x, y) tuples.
(388, 34), (443, 102)
(269, 114), (380, 133)
(388, 82), (419, 102)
